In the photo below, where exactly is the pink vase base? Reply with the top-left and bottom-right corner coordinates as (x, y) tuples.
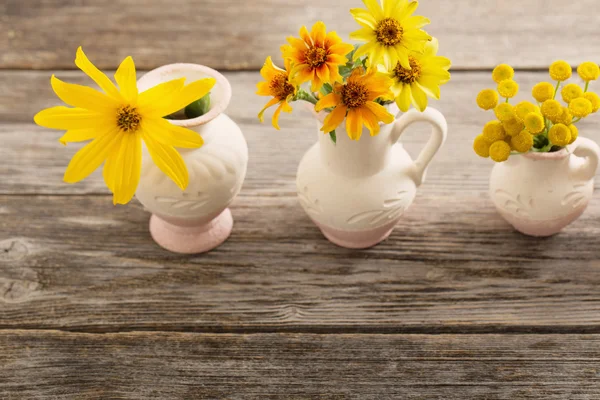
(496, 205), (587, 237)
(149, 209), (233, 254)
(314, 219), (398, 249)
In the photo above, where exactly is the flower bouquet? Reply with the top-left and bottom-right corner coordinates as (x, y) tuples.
(473, 61), (600, 236)
(257, 0), (450, 249)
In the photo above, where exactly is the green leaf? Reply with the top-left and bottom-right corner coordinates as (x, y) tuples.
(184, 93), (211, 119)
(329, 130), (337, 144)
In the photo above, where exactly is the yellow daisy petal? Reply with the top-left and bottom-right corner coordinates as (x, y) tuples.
(111, 131), (142, 205)
(411, 84), (429, 111)
(361, 107), (381, 136)
(50, 75), (118, 113)
(137, 78), (186, 116)
(272, 101), (293, 130)
(158, 78), (217, 118)
(142, 134), (189, 190)
(142, 118), (204, 149)
(364, 102), (395, 124)
(58, 128), (99, 145)
(114, 56), (138, 104)
(34, 106), (108, 130)
(63, 128), (121, 184)
(396, 84), (412, 112)
(362, 0), (384, 20)
(346, 108), (364, 140)
(258, 98), (280, 122)
(349, 8), (377, 29)
(321, 105), (347, 134)
(75, 47), (121, 100)
(316, 93), (342, 111)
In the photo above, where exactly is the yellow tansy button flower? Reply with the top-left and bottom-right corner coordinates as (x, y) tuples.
(482, 120), (506, 142)
(492, 64), (514, 84)
(548, 124), (571, 146)
(494, 103), (515, 122)
(510, 130), (534, 153)
(541, 99), (563, 122)
(514, 101), (537, 122)
(568, 124), (579, 144)
(558, 107), (573, 126)
(489, 140), (511, 162)
(497, 79), (519, 98)
(549, 60), (572, 81)
(477, 89), (499, 110)
(577, 62), (600, 82)
(473, 134), (492, 158)
(583, 92), (600, 113)
(569, 97), (593, 118)
(502, 118), (524, 137)
(561, 83), (583, 103)
(524, 113), (545, 135)
(532, 82), (555, 103)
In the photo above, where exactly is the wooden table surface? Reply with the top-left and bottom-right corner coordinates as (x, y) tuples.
(2, 0), (600, 398)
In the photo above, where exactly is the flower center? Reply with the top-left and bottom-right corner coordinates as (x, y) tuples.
(305, 46), (328, 69)
(375, 18), (404, 46)
(341, 81), (369, 109)
(394, 56), (422, 84)
(116, 105), (141, 132)
(270, 73), (295, 100)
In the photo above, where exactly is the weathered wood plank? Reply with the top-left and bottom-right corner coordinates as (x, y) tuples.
(1, 71), (600, 195)
(1, 0), (599, 70)
(1, 331), (599, 399)
(1, 193), (600, 332)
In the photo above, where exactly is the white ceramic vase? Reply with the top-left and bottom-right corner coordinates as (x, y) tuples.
(490, 137), (600, 237)
(297, 107), (448, 249)
(136, 64), (248, 254)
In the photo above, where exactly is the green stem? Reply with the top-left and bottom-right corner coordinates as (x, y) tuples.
(584, 81), (590, 93)
(572, 117), (582, 124)
(553, 81), (560, 99)
(505, 97), (509, 103)
(294, 89), (318, 105)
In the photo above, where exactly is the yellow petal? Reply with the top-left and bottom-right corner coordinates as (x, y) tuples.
(137, 78), (186, 116)
(63, 128), (121, 184)
(59, 128), (99, 145)
(321, 105), (347, 133)
(411, 83), (429, 111)
(51, 75), (119, 113)
(364, 102), (395, 124)
(256, 81), (272, 96)
(115, 56), (138, 104)
(258, 98), (280, 122)
(361, 106), (381, 136)
(158, 78), (217, 117)
(324, 31), (343, 47)
(395, 0), (418, 21)
(362, 0), (384, 20)
(272, 101), (292, 130)
(299, 25), (312, 45)
(349, 27), (375, 42)
(403, 15), (430, 30)
(316, 93), (341, 111)
(142, 118), (204, 149)
(396, 84), (412, 112)
(311, 21), (326, 47)
(34, 106), (109, 130)
(350, 8), (377, 29)
(316, 65), (330, 86)
(346, 108), (364, 140)
(111, 131), (142, 205)
(142, 134), (189, 190)
(75, 47), (121, 100)
(260, 56), (281, 81)
(103, 150), (118, 193)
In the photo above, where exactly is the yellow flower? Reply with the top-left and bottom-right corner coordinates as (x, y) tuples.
(541, 99), (563, 122)
(569, 97), (593, 118)
(350, 0), (432, 69)
(569, 124), (579, 144)
(583, 92), (600, 113)
(489, 140), (511, 162)
(482, 120), (506, 142)
(549, 60), (572, 81)
(387, 38), (451, 112)
(524, 113), (545, 135)
(33, 47), (212, 205)
(511, 130), (534, 153)
(514, 101), (537, 122)
(502, 117), (524, 137)
(497, 79), (519, 98)
(577, 62), (600, 82)
(492, 64), (514, 84)
(473, 134), (492, 158)
(548, 124), (571, 146)
(315, 67), (394, 140)
(477, 89), (499, 111)
(494, 103), (515, 122)
(558, 107), (573, 126)
(282, 21), (354, 92)
(532, 82), (555, 103)
(257, 57), (298, 130)
(561, 83), (583, 103)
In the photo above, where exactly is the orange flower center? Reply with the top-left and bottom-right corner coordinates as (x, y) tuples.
(116, 105), (141, 132)
(394, 56), (422, 84)
(376, 18), (404, 46)
(270, 73), (295, 100)
(342, 81), (369, 109)
(305, 46), (328, 69)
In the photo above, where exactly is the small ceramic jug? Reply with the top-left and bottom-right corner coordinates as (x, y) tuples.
(297, 107), (447, 249)
(490, 137), (600, 237)
(136, 64), (248, 254)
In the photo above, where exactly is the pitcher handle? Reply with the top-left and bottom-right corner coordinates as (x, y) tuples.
(390, 107), (448, 187)
(570, 137), (600, 181)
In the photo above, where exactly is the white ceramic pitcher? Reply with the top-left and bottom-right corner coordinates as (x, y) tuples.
(297, 107), (448, 249)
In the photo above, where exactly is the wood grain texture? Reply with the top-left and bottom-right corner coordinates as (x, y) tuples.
(1, 0), (599, 70)
(1, 70), (600, 332)
(1, 331), (600, 399)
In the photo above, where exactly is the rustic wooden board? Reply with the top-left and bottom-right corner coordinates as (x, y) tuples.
(1, 0), (599, 70)
(1, 331), (599, 399)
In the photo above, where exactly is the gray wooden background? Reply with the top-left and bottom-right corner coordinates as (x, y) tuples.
(1, 0), (600, 398)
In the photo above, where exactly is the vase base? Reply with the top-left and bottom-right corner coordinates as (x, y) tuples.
(315, 220), (396, 249)
(496, 206), (587, 237)
(149, 209), (233, 254)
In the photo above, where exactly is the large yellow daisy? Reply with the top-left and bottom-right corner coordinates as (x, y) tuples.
(34, 47), (215, 205)
(350, 0), (431, 69)
(315, 67), (395, 140)
(282, 21), (354, 92)
(386, 37), (451, 112)
(257, 56), (298, 130)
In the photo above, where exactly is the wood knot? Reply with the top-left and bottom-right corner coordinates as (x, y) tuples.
(0, 239), (29, 263)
